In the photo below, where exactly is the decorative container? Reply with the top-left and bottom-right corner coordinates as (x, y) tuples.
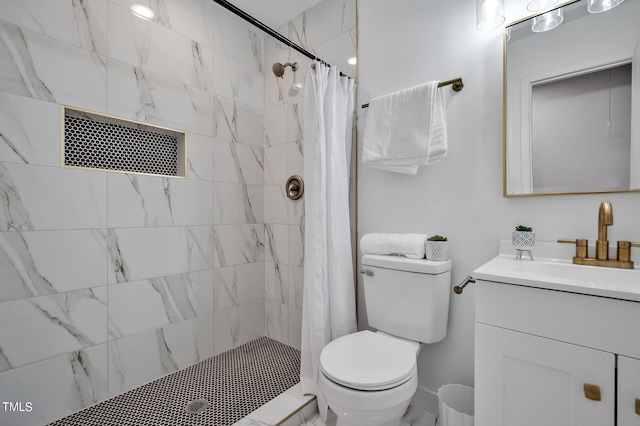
(512, 230), (535, 249)
(426, 240), (449, 261)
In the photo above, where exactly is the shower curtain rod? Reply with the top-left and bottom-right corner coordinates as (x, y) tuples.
(211, 0), (352, 78)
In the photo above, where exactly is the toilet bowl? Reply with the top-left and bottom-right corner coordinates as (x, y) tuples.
(318, 330), (420, 426)
(317, 255), (452, 426)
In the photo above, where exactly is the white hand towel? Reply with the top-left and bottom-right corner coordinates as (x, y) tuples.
(360, 233), (429, 259)
(362, 81), (447, 175)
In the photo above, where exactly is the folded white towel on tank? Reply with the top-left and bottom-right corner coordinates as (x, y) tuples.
(360, 233), (428, 259)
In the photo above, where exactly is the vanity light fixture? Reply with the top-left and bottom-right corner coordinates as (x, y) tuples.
(527, 0), (560, 11)
(130, 4), (155, 21)
(531, 8), (564, 32)
(587, 0), (624, 13)
(476, 0), (505, 31)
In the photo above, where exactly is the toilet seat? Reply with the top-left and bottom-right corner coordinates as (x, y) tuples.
(320, 330), (417, 391)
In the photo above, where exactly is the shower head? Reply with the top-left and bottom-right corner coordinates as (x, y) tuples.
(272, 62), (299, 78)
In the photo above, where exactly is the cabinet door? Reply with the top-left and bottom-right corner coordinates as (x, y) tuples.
(476, 323), (615, 426)
(618, 356), (640, 425)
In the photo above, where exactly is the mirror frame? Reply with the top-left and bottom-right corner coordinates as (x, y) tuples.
(502, 0), (640, 197)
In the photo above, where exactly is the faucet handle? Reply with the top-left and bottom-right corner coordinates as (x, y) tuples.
(558, 239), (588, 258)
(616, 241), (640, 263)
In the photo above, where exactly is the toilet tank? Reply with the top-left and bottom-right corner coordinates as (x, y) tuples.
(361, 254), (452, 344)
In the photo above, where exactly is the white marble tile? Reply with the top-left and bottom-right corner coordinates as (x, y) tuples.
(0, 92), (62, 167)
(107, 59), (214, 137)
(287, 100), (305, 144)
(214, 224), (265, 267)
(213, 95), (264, 147)
(264, 184), (288, 225)
(288, 140), (304, 179)
(288, 193), (305, 226)
(0, 287), (108, 372)
(165, 178), (215, 226)
(107, 174), (175, 228)
(107, 226), (213, 284)
(287, 0), (356, 51)
(265, 224), (288, 264)
(187, 133), (215, 181)
(213, 139), (264, 185)
(289, 225), (305, 268)
(192, 313), (215, 360)
(265, 261), (289, 305)
(0, 229), (108, 302)
(213, 52), (264, 111)
(186, 225), (215, 271)
(265, 299), (289, 346)
(107, 329), (165, 396)
(0, 344), (108, 426)
(0, 21), (107, 112)
(213, 9), (264, 72)
(288, 266), (304, 310)
(0, 162), (107, 231)
(213, 299), (265, 356)
(264, 144), (289, 186)
(265, 104), (288, 148)
(108, 315), (212, 396)
(214, 182), (263, 224)
(156, 319), (200, 370)
(1, 0), (108, 56)
(214, 262), (264, 310)
(108, 2), (214, 92)
(288, 306), (303, 351)
(108, 270), (214, 339)
(109, 0), (214, 48)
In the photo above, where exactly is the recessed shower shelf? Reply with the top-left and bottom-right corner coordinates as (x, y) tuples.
(62, 106), (187, 178)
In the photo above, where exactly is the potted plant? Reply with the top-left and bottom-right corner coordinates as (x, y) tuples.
(426, 235), (449, 261)
(512, 225), (535, 249)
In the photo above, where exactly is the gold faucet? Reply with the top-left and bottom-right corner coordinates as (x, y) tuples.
(559, 201), (640, 269)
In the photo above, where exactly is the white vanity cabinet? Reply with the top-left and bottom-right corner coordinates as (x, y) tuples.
(475, 279), (640, 426)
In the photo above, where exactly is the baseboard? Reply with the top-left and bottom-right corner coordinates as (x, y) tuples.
(411, 386), (440, 418)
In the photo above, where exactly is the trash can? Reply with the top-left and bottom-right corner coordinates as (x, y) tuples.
(437, 384), (474, 426)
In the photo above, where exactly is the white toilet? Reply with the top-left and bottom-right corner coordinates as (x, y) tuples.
(318, 254), (452, 426)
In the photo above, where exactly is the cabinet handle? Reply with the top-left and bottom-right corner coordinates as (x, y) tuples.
(635, 398), (640, 415)
(584, 384), (601, 401)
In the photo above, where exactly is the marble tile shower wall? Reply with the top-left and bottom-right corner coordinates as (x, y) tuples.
(0, 1), (264, 424)
(262, 0), (357, 349)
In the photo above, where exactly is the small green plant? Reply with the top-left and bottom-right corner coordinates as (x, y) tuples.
(428, 235), (448, 241)
(515, 225), (533, 232)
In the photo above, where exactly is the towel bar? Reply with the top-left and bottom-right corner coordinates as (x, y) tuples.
(361, 77), (464, 108)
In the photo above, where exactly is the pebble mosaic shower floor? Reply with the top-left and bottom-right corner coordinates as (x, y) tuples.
(48, 337), (301, 426)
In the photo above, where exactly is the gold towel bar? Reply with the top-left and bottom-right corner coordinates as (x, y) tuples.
(361, 77), (464, 109)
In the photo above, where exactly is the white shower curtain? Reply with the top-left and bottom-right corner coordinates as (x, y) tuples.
(300, 63), (357, 419)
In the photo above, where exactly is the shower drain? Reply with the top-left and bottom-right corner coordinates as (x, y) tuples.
(185, 399), (210, 415)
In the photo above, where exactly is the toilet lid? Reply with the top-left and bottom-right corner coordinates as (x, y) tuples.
(320, 330), (417, 391)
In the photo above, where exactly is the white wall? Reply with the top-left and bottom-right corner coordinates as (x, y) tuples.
(357, 0), (640, 412)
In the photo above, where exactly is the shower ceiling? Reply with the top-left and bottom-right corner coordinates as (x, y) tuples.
(224, 0), (324, 28)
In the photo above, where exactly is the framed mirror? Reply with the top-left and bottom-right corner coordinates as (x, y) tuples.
(504, 0), (640, 196)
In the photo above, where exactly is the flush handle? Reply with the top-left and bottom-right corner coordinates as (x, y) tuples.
(286, 175), (304, 200)
(360, 269), (374, 277)
(584, 384), (601, 401)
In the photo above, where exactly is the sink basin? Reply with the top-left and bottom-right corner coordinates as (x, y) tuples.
(473, 253), (640, 302)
